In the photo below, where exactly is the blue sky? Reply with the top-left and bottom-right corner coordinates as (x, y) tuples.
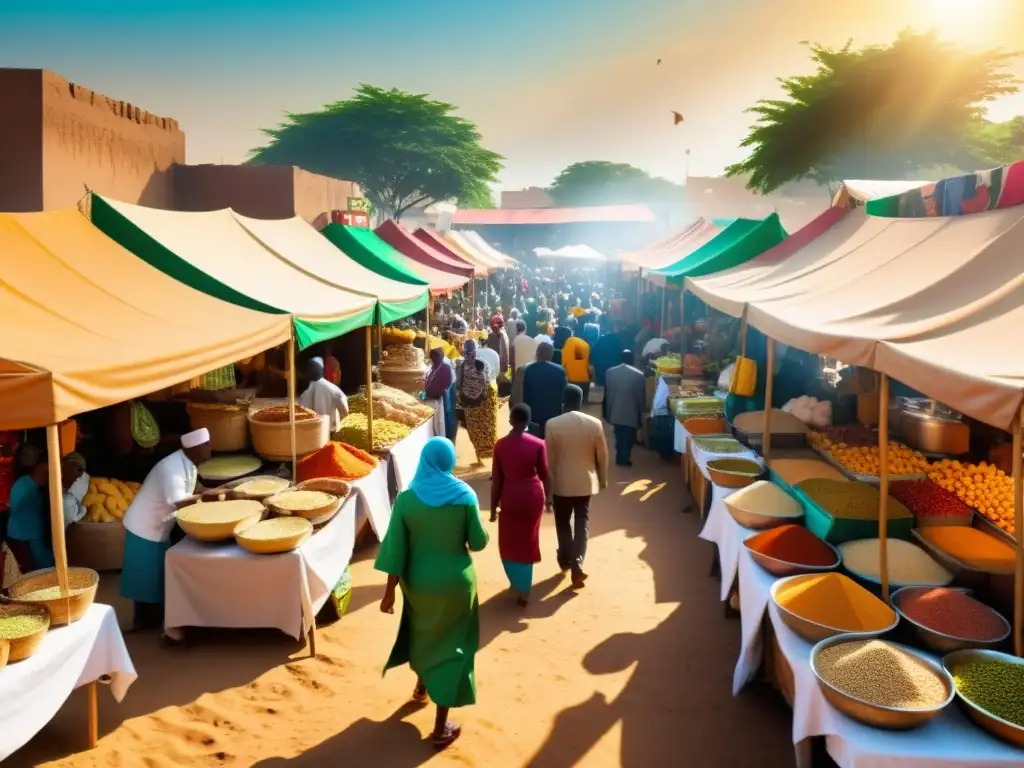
(2, 0), (1022, 192)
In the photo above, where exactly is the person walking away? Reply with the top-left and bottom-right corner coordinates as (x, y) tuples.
(121, 428), (212, 632)
(551, 324), (573, 366)
(562, 326), (592, 404)
(376, 437), (489, 749)
(491, 404), (551, 606)
(424, 347), (457, 442)
(522, 342), (568, 439)
(510, 319), (538, 406)
(6, 446), (54, 573)
(299, 356), (349, 435)
(604, 349), (646, 467)
(485, 315), (510, 375)
(545, 385), (608, 588)
(458, 340), (498, 464)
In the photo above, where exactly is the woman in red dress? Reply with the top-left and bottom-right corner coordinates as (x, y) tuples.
(490, 403), (551, 606)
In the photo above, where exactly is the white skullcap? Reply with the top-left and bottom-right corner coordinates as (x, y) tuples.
(181, 428), (210, 449)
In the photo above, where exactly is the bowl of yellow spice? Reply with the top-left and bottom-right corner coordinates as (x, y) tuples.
(943, 649), (1024, 749)
(771, 572), (898, 643)
(0, 602), (50, 663)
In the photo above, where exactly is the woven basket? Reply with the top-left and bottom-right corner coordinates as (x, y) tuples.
(66, 520), (126, 572)
(0, 602), (50, 662)
(295, 478), (351, 497)
(187, 402), (249, 452)
(379, 367), (426, 396)
(248, 413), (329, 463)
(0, 638), (8, 670)
(266, 490), (339, 520)
(234, 516), (312, 555)
(7, 567), (98, 626)
(228, 475), (292, 500)
(177, 499), (266, 542)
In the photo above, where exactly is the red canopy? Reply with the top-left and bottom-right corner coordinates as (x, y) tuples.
(414, 227), (477, 268)
(376, 220), (474, 278)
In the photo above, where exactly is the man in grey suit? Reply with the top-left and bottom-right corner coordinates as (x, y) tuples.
(603, 348), (646, 467)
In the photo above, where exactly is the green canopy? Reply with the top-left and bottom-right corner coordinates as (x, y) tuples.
(90, 194), (382, 348)
(650, 214), (788, 285)
(321, 224), (470, 297)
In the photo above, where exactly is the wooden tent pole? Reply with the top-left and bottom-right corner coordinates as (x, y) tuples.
(739, 314), (748, 359)
(365, 325), (375, 451)
(287, 331), (298, 480)
(1013, 404), (1023, 656)
(45, 424), (71, 597)
(762, 339), (775, 467)
(878, 373), (891, 603)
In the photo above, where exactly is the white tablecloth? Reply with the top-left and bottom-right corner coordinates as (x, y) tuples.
(349, 459), (391, 540)
(698, 484), (751, 602)
(164, 493), (359, 641)
(673, 420), (690, 454)
(769, 603), (1024, 767)
(690, 441), (763, 483)
(0, 603), (136, 761)
(388, 419), (434, 493)
(734, 541), (778, 694)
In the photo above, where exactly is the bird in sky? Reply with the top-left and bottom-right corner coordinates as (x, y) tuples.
(672, 111), (684, 125)
(656, 58), (662, 65)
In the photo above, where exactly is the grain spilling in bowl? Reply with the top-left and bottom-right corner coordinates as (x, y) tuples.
(178, 499), (265, 523)
(12, 586), (68, 601)
(234, 478), (290, 496)
(838, 538), (952, 586)
(267, 490), (335, 511)
(240, 517), (311, 540)
(817, 639), (948, 709)
(0, 613), (49, 639)
(728, 481), (802, 518)
(796, 479), (912, 521)
(953, 658), (1024, 727)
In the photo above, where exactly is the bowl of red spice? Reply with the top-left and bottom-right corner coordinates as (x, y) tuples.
(892, 586), (1010, 654)
(744, 525), (841, 577)
(888, 479), (973, 528)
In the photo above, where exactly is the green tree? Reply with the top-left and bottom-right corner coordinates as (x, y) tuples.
(727, 30), (1020, 194)
(548, 161), (683, 206)
(249, 84), (503, 220)
(974, 116), (1024, 165)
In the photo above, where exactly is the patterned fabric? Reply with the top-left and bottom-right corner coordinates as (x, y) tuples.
(866, 161), (1024, 218)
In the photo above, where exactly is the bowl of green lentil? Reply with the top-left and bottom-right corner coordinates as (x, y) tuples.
(0, 602), (51, 662)
(7, 566), (99, 626)
(943, 649), (1024, 749)
(811, 636), (955, 730)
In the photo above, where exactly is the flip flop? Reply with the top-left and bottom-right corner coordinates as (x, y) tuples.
(431, 722), (462, 749)
(412, 684), (428, 704)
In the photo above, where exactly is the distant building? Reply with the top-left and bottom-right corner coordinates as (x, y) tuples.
(0, 68), (361, 222)
(681, 176), (832, 231)
(500, 187), (554, 209)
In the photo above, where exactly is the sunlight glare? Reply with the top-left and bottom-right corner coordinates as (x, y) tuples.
(916, 0), (1003, 36)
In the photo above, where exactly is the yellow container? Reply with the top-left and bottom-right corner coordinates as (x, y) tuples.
(729, 357), (757, 397)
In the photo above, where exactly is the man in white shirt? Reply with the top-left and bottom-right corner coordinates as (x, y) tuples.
(61, 452), (90, 528)
(510, 319), (539, 406)
(299, 357), (349, 433)
(121, 428), (212, 632)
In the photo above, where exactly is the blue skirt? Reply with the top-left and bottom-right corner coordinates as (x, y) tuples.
(502, 560), (533, 595)
(120, 530), (170, 605)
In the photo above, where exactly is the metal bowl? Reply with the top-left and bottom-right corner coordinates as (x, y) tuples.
(727, 503), (803, 530)
(892, 587), (1011, 654)
(840, 539), (956, 590)
(909, 529), (969, 577)
(743, 534), (841, 577)
(770, 573), (899, 643)
(811, 636), (955, 730)
(943, 649), (1024, 749)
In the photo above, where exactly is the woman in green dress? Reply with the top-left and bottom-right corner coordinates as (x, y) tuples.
(376, 436), (489, 749)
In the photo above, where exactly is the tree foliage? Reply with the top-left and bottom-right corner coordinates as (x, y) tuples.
(727, 30), (1020, 193)
(249, 84), (503, 220)
(548, 161), (683, 206)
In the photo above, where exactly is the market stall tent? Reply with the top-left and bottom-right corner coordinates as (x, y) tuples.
(413, 227), (486, 276)
(534, 244), (609, 261)
(646, 214), (788, 287)
(459, 230), (516, 267)
(375, 220), (475, 279)
(232, 214), (428, 325)
(321, 223), (469, 296)
(620, 218), (724, 273)
(0, 207), (292, 430)
(685, 206), (849, 316)
(443, 230), (503, 272)
(89, 195), (377, 349)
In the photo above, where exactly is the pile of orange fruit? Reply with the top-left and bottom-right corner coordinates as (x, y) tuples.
(810, 433), (931, 477)
(929, 459), (1016, 537)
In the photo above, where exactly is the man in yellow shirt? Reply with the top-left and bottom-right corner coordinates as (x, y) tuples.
(561, 328), (592, 404)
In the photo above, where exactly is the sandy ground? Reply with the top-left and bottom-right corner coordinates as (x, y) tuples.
(12, 405), (795, 767)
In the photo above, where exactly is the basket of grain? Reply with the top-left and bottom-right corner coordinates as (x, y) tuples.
(187, 402), (250, 452)
(295, 477), (352, 497)
(682, 416), (728, 436)
(707, 458), (764, 489)
(248, 405), (329, 462)
(0, 602), (50, 662)
(234, 516), (313, 555)
(731, 409), (808, 450)
(227, 475), (292, 500)
(266, 490), (340, 521)
(176, 499), (265, 542)
(725, 480), (803, 529)
(197, 454), (264, 483)
(6, 567), (99, 626)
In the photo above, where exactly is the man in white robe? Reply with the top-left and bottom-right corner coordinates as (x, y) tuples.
(299, 357), (349, 434)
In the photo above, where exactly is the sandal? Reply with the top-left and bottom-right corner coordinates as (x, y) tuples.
(412, 683), (428, 704)
(431, 721), (462, 749)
